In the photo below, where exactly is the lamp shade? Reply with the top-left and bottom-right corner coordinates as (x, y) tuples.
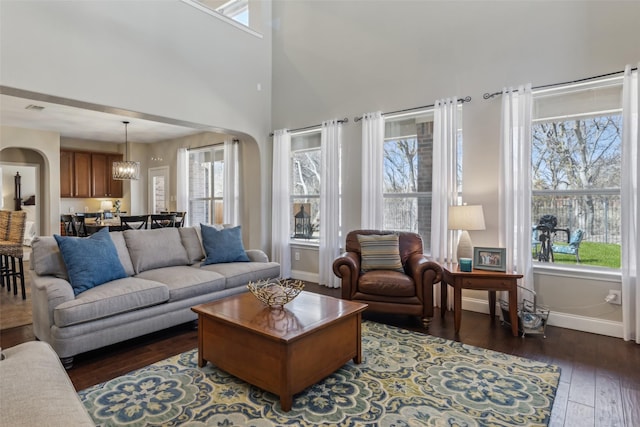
(112, 161), (140, 180)
(448, 205), (486, 231)
(112, 120), (140, 180)
(448, 204), (486, 261)
(100, 200), (113, 212)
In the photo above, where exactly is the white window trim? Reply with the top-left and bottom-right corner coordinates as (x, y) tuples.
(180, 0), (262, 39)
(290, 129), (322, 245)
(531, 79), (623, 272)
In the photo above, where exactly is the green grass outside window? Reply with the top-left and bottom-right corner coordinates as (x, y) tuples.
(532, 242), (621, 269)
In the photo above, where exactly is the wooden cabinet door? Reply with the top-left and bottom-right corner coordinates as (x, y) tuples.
(74, 151), (92, 198)
(91, 153), (108, 197)
(107, 154), (123, 198)
(60, 150), (74, 198)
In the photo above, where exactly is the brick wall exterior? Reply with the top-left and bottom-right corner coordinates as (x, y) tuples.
(417, 121), (433, 248)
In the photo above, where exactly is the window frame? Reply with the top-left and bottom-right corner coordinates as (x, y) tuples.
(530, 78), (623, 271)
(187, 145), (225, 226)
(290, 129), (322, 244)
(382, 108), (463, 251)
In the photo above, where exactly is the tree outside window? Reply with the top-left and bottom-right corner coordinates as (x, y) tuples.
(291, 132), (321, 242)
(383, 110), (462, 251)
(532, 81), (622, 268)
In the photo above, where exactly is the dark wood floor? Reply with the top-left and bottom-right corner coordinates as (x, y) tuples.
(2, 282), (639, 426)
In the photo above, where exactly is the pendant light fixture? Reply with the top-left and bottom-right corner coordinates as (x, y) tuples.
(112, 121), (140, 180)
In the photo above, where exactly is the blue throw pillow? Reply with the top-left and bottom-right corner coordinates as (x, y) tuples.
(200, 224), (250, 265)
(54, 228), (127, 296)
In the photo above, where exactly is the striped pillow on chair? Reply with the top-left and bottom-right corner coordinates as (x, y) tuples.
(357, 234), (404, 273)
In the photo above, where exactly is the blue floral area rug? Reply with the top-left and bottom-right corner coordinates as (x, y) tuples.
(78, 321), (560, 426)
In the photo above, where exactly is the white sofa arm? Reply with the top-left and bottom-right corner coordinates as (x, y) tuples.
(30, 272), (75, 343)
(245, 249), (269, 263)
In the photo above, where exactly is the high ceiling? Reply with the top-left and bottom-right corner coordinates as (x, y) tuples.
(0, 92), (206, 144)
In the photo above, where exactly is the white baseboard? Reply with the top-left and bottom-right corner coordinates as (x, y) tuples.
(462, 297), (623, 339)
(291, 270), (319, 283)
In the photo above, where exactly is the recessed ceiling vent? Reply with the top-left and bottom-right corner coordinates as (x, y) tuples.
(25, 104), (45, 111)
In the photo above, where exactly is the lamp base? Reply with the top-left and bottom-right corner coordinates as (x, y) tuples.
(456, 230), (474, 261)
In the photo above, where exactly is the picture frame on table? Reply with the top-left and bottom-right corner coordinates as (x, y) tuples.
(473, 247), (507, 272)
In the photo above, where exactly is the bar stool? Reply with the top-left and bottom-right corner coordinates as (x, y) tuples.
(0, 211), (27, 299)
(0, 211), (10, 290)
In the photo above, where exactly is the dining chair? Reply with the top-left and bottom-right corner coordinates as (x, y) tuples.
(120, 215), (149, 230)
(60, 214), (76, 236)
(71, 215), (88, 237)
(161, 211), (187, 228)
(150, 213), (176, 229)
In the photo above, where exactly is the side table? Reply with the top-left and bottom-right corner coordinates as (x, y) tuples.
(440, 263), (523, 337)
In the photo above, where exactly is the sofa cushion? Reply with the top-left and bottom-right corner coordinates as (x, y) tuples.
(53, 277), (169, 327)
(54, 229), (127, 296)
(358, 270), (416, 297)
(124, 228), (190, 274)
(201, 224), (250, 265)
(200, 261), (281, 289)
(30, 236), (68, 280)
(178, 227), (205, 264)
(136, 266), (226, 302)
(108, 231), (135, 276)
(357, 233), (404, 273)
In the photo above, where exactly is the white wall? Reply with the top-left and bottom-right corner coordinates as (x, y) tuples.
(0, 126), (60, 236)
(1, 164), (36, 210)
(271, 0), (640, 336)
(0, 0), (273, 250)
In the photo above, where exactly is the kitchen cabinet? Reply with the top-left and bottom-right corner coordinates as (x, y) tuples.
(91, 153), (123, 198)
(60, 150), (74, 198)
(60, 149), (122, 198)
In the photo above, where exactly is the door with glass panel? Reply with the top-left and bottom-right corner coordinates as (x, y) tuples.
(148, 166), (170, 214)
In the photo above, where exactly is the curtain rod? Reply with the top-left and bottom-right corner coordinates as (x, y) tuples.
(269, 118), (349, 137)
(482, 67), (638, 100)
(353, 96), (472, 122)
(187, 138), (239, 151)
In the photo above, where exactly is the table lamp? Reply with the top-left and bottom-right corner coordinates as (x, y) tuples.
(100, 200), (113, 220)
(448, 204), (486, 261)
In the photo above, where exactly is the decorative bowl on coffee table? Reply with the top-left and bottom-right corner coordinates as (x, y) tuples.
(247, 279), (305, 309)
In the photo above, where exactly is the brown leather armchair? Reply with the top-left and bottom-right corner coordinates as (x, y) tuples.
(332, 230), (442, 326)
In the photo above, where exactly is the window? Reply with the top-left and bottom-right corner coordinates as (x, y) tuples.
(214, 0), (248, 26)
(290, 131), (321, 242)
(531, 79), (622, 269)
(383, 110), (462, 251)
(188, 146), (224, 226)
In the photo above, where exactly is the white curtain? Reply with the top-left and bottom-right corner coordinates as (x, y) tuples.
(622, 63), (639, 343)
(431, 97), (460, 310)
(271, 129), (292, 278)
(361, 111), (384, 229)
(223, 140), (239, 225)
(499, 84), (534, 301)
(319, 119), (342, 288)
(176, 147), (189, 226)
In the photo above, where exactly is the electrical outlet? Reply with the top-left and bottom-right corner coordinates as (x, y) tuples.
(607, 289), (622, 305)
(294, 251), (300, 261)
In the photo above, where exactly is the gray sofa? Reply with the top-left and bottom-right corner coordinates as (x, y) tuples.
(30, 225), (280, 368)
(0, 341), (95, 426)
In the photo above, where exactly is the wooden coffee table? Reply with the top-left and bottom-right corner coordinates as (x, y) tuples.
(191, 291), (367, 411)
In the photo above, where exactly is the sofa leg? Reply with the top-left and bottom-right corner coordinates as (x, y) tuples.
(191, 320), (199, 330)
(421, 317), (432, 329)
(60, 357), (74, 370)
